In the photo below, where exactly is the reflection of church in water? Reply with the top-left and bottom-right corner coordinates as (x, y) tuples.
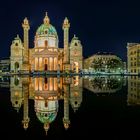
(10, 76), (83, 134)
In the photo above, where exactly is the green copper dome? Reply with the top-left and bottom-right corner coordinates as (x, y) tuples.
(36, 24), (57, 36)
(36, 112), (57, 124)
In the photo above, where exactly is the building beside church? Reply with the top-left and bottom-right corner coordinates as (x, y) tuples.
(84, 52), (125, 73)
(127, 43), (140, 74)
(0, 59), (10, 73)
(10, 12), (83, 73)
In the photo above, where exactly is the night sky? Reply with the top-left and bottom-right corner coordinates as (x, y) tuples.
(1, 0), (140, 61)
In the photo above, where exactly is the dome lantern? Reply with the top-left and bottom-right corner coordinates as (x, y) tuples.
(36, 12), (57, 37)
(43, 12), (50, 25)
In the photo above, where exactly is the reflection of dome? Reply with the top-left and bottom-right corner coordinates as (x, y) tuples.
(36, 111), (57, 124)
(36, 24), (57, 37)
(35, 99), (58, 124)
(35, 98), (58, 135)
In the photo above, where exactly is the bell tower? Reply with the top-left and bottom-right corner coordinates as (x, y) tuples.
(63, 17), (70, 72)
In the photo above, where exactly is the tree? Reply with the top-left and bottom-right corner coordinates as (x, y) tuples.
(90, 59), (103, 72)
(107, 59), (123, 72)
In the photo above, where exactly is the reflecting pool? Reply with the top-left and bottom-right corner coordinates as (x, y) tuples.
(0, 75), (140, 139)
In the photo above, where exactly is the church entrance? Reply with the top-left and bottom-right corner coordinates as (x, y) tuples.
(15, 62), (19, 73)
(45, 40), (48, 47)
(44, 59), (48, 71)
(44, 64), (48, 71)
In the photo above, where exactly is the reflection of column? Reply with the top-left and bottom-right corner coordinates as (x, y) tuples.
(22, 83), (29, 130)
(54, 78), (57, 91)
(49, 78), (53, 91)
(63, 83), (70, 130)
(39, 78), (43, 91)
(52, 58), (54, 71)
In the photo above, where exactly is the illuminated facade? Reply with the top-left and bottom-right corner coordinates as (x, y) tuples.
(84, 52), (125, 73)
(10, 12), (83, 73)
(10, 76), (83, 134)
(127, 43), (140, 74)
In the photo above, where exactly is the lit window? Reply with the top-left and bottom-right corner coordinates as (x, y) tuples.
(45, 30), (47, 34)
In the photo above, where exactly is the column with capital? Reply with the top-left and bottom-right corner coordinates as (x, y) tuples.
(63, 17), (70, 72)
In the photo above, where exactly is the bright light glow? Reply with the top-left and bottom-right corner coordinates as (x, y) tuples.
(15, 92), (19, 96)
(48, 37), (55, 47)
(49, 78), (53, 91)
(38, 39), (44, 47)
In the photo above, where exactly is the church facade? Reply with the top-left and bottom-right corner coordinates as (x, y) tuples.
(10, 12), (83, 73)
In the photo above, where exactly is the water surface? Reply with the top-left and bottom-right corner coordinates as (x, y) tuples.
(0, 76), (140, 139)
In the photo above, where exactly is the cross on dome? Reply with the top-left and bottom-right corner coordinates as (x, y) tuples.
(46, 12), (48, 16)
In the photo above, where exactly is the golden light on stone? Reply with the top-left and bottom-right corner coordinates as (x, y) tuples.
(43, 12), (50, 25)
(74, 92), (79, 97)
(127, 43), (140, 74)
(64, 123), (69, 129)
(10, 12), (83, 74)
(10, 76), (83, 134)
(15, 91), (19, 96)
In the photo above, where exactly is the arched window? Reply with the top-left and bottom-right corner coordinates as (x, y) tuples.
(75, 101), (78, 105)
(45, 59), (48, 64)
(45, 30), (47, 34)
(15, 62), (19, 73)
(14, 78), (19, 86)
(45, 40), (48, 47)
(45, 78), (48, 84)
(75, 42), (78, 46)
(15, 43), (18, 46)
(45, 101), (48, 107)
